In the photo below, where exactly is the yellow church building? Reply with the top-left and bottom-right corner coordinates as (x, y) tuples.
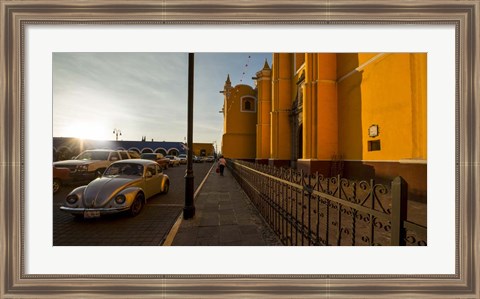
(221, 53), (427, 201)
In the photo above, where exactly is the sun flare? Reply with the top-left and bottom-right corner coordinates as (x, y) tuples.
(66, 123), (108, 140)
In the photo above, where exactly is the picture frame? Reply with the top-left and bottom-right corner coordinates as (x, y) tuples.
(1, 0), (478, 297)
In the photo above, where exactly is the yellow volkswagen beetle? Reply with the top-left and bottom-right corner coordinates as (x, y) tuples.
(60, 159), (169, 219)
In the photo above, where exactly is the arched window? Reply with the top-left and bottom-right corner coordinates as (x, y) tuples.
(244, 100), (251, 111)
(241, 97), (256, 112)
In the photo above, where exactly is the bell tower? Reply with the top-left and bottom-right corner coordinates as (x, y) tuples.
(220, 74), (257, 159)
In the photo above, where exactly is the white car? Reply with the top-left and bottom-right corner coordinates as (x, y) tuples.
(53, 149), (127, 182)
(165, 155), (180, 167)
(178, 154), (187, 164)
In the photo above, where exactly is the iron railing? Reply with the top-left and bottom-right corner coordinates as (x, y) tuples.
(228, 159), (427, 246)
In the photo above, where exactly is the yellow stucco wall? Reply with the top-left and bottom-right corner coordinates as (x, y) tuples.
(222, 134), (256, 159)
(337, 53), (427, 161)
(192, 143), (214, 157)
(221, 52), (427, 163)
(221, 83), (257, 159)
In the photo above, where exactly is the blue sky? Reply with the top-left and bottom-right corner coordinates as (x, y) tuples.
(53, 52), (271, 147)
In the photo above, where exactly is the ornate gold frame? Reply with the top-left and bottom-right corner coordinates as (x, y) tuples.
(1, 0), (479, 297)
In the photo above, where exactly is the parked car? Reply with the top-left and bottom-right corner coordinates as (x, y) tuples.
(53, 166), (72, 194)
(140, 153), (169, 170)
(53, 149), (131, 182)
(178, 154), (187, 164)
(118, 150), (133, 160)
(60, 159), (170, 218)
(205, 156), (215, 162)
(193, 155), (203, 163)
(165, 155), (180, 167)
(127, 150), (141, 159)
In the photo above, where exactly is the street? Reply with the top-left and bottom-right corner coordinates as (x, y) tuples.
(53, 162), (214, 246)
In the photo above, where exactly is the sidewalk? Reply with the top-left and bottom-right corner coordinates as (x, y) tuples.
(166, 165), (282, 246)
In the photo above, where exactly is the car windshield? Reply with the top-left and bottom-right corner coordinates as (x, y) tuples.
(104, 163), (144, 176)
(76, 151), (109, 160)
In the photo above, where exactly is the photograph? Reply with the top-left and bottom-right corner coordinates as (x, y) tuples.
(52, 52), (427, 247)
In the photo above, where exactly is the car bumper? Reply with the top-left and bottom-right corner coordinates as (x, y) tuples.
(60, 206), (130, 215)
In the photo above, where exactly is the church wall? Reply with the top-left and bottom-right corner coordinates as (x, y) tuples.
(337, 53), (427, 162)
(221, 52), (427, 202)
(222, 133), (256, 160)
(336, 53), (427, 202)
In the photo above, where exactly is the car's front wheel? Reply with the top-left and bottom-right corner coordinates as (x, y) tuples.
(129, 193), (144, 217)
(162, 181), (170, 194)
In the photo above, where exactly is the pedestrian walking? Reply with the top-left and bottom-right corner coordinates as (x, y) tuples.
(217, 156), (227, 176)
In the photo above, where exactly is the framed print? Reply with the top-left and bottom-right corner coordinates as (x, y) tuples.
(1, 0), (479, 297)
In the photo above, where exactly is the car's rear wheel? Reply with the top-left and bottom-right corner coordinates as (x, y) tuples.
(130, 193), (144, 217)
(53, 178), (61, 194)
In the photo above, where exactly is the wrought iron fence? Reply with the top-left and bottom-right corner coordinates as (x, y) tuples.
(228, 159), (427, 246)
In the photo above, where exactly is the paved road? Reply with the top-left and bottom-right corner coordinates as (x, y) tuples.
(53, 162), (214, 246)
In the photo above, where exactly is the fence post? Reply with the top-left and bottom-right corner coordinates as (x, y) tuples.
(391, 176), (408, 246)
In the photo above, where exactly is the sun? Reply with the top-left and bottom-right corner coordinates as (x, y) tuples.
(66, 122), (108, 140)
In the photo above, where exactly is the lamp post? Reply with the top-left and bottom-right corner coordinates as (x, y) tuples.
(184, 53), (195, 219)
(113, 128), (122, 141)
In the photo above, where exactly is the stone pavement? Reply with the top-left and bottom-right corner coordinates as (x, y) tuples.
(166, 165), (282, 246)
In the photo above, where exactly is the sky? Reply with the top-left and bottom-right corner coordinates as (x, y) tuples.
(53, 52), (272, 148)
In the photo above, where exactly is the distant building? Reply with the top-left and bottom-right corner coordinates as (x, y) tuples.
(53, 138), (189, 161)
(191, 143), (215, 157)
(221, 53), (427, 201)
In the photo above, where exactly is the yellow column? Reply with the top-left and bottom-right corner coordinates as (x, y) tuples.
(303, 54), (313, 159)
(315, 53), (338, 159)
(270, 53), (292, 161)
(410, 53), (427, 159)
(256, 60), (272, 160)
(312, 54), (318, 158)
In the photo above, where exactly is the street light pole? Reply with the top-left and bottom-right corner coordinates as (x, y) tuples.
(184, 53), (195, 219)
(113, 128), (122, 141)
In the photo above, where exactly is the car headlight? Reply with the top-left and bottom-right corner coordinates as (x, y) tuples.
(77, 165), (88, 172)
(115, 194), (126, 204)
(66, 194), (78, 204)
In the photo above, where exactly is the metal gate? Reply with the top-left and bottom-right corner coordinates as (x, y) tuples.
(228, 159), (427, 246)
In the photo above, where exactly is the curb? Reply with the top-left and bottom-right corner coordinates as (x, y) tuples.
(162, 162), (216, 246)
